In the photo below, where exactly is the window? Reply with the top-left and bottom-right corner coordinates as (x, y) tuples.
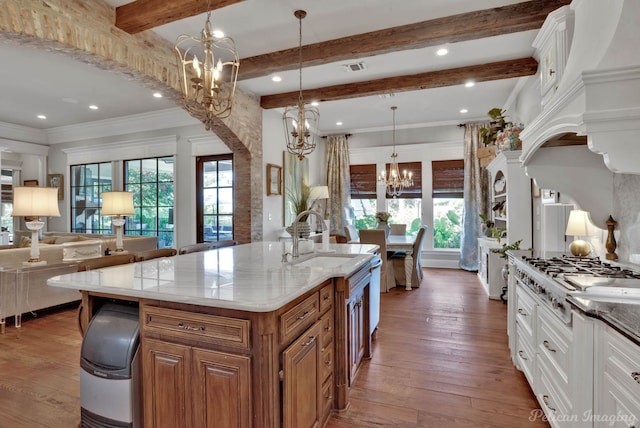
(432, 160), (464, 249)
(349, 164), (377, 229)
(385, 162), (422, 236)
(70, 163), (112, 234)
(197, 155), (234, 242)
(124, 157), (175, 248)
(1, 169), (13, 240)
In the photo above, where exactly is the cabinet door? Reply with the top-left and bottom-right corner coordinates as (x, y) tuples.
(348, 291), (365, 385)
(192, 348), (252, 428)
(282, 321), (323, 428)
(142, 338), (191, 428)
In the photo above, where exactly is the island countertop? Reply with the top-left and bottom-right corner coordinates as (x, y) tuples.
(47, 242), (377, 312)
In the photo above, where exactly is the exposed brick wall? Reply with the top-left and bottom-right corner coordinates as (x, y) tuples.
(0, 0), (263, 242)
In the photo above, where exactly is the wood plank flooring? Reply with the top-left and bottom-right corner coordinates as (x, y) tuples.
(0, 268), (547, 427)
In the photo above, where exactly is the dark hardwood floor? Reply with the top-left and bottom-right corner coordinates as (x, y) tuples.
(0, 268), (546, 427)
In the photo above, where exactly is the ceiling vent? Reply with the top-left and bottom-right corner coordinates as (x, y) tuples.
(343, 62), (367, 72)
(378, 93), (395, 99)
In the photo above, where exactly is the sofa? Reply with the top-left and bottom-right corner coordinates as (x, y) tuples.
(0, 232), (158, 323)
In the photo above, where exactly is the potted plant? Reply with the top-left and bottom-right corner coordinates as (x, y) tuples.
(286, 184), (312, 238)
(479, 108), (524, 151)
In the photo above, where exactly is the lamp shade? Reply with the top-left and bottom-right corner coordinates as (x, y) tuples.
(309, 186), (329, 200)
(565, 210), (591, 236)
(12, 187), (60, 217)
(101, 191), (135, 216)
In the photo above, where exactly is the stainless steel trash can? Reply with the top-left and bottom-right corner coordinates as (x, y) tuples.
(80, 302), (140, 428)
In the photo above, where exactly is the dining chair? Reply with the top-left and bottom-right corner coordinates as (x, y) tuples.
(389, 223), (407, 235)
(391, 226), (427, 287)
(77, 253), (135, 271)
(358, 229), (396, 292)
(134, 248), (177, 262)
(344, 225), (359, 243)
(329, 233), (348, 243)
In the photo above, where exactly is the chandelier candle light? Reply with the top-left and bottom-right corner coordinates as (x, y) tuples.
(283, 10), (320, 160)
(378, 106), (412, 197)
(175, 3), (240, 130)
(101, 191), (135, 254)
(12, 186), (60, 266)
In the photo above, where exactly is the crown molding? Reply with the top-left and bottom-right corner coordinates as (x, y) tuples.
(0, 121), (48, 145)
(46, 107), (199, 145)
(62, 135), (177, 165)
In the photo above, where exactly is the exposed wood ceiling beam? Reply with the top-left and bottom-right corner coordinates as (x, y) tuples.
(240, 0), (570, 80)
(116, 0), (245, 34)
(260, 57), (538, 109)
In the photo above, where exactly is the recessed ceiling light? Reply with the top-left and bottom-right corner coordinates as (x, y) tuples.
(436, 48), (448, 56)
(153, 92), (163, 98)
(336, 121), (343, 126)
(460, 109), (468, 114)
(465, 81), (475, 88)
(37, 114), (47, 120)
(89, 105), (99, 110)
(271, 75), (282, 82)
(212, 30), (225, 38)
(311, 101), (319, 107)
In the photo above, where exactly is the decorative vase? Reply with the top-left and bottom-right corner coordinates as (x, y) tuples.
(286, 222), (311, 239)
(377, 221), (390, 237)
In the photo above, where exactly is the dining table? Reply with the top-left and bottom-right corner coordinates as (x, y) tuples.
(386, 234), (417, 290)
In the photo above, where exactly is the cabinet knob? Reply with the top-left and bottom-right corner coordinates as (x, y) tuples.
(518, 350), (528, 361)
(517, 308), (527, 316)
(632, 371), (640, 384)
(542, 395), (556, 412)
(543, 340), (557, 353)
(549, 68), (556, 76)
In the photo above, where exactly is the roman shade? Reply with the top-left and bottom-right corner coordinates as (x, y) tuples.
(432, 159), (464, 198)
(349, 164), (376, 199)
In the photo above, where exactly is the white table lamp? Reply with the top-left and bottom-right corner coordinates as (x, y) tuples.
(565, 209), (592, 257)
(12, 186), (61, 266)
(101, 191), (135, 253)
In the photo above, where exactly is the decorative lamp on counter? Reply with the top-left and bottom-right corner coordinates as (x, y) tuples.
(565, 209), (593, 257)
(101, 191), (135, 254)
(309, 185), (330, 232)
(174, 4), (240, 130)
(12, 186), (60, 266)
(283, 10), (320, 160)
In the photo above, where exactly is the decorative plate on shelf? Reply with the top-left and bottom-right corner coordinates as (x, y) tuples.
(494, 176), (506, 193)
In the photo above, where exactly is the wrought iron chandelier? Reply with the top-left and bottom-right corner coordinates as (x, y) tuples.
(378, 106), (413, 198)
(283, 10), (320, 160)
(174, 4), (239, 131)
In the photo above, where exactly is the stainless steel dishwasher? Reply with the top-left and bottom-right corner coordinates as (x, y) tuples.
(80, 302), (141, 428)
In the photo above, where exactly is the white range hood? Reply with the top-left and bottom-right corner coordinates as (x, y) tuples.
(520, 0), (640, 175)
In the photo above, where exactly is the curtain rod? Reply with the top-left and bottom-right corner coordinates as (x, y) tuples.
(321, 133), (351, 139)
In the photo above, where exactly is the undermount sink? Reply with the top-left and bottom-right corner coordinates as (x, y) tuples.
(293, 254), (358, 269)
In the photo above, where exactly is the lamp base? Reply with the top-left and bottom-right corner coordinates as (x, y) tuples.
(569, 239), (591, 257)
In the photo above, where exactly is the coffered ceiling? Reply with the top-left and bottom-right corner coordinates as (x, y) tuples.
(0, 0), (570, 139)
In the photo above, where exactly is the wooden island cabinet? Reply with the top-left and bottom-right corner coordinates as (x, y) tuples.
(58, 243), (376, 428)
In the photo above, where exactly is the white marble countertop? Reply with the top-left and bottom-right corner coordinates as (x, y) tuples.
(47, 242), (377, 312)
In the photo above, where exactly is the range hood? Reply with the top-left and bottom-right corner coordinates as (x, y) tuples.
(520, 0), (640, 175)
(518, 0), (640, 228)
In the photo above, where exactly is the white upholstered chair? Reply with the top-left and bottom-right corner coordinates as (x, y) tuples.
(389, 223), (407, 235)
(391, 226), (427, 287)
(344, 225), (359, 243)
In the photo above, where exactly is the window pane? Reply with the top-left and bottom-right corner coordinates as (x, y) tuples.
(141, 159), (157, 182)
(197, 155), (233, 243)
(70, 162), (112, 234)
(387, 199), (422, 236)
(218, 188), (233, 214)
(203, 161), (218, 187)
(350, 198), (377, 230)
(203, 189), (217, 214)
(433, 198), (463, 249)
(158, 158), (174, 182)
(141, 183), (158, 206)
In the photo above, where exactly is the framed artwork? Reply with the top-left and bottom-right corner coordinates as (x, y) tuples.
(283, 151), (309, 226)
(47, 173), (64, 200)
(541, 189), (559, 204)
(266, 163), (282, 196)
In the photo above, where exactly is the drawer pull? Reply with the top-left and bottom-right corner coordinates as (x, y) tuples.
(298, 311), (311, 321)
(325, 359), (332, 367)
(518, 350), (528, 361)
(324, 393), (333, 400)
(324, 325), (332, 332)
(517, 308), (527, 316)
(177, 322), (205, 332)
(302, 335), (317, 347)
(543, 340), (556, 353)
(632, 372), (640, 384)
(542, 395), (556, 412)
(323, 294), (330, 301)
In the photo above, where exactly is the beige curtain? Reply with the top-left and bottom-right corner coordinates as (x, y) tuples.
(325, 135), (351, 234)
(459, 123), (491, 271)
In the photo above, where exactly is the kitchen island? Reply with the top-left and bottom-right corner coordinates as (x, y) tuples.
(48, 242), (378, 428)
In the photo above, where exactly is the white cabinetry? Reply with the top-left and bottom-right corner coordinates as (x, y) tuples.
(532, 5), (574, 108)
(486, 151), (532, 249)
(594, 323), (640, 426)
(477, 237), (503, 300)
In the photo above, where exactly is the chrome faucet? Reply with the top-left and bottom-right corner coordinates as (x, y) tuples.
(291, 209), (327, 258)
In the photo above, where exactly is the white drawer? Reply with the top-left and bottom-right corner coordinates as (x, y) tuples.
(537, 355), (572, 428)
(537, 304), (572, 384)
(516, 324), (536, 386)
(516, 285), (536, 338)
(603, 325), (640, 395)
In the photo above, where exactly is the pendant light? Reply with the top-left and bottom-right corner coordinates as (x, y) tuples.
(378, 106), (413, 197)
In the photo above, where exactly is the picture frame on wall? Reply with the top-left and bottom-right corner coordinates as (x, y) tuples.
(47, 174), (64, 200)
(266, 163), (282, 196)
